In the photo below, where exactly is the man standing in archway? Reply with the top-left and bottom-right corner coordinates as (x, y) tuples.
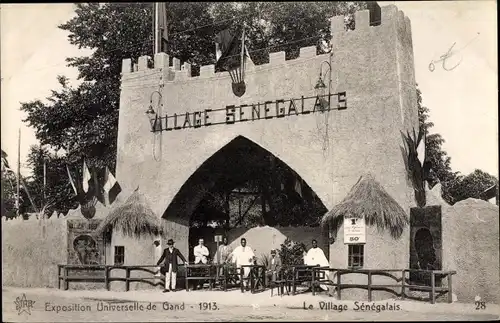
(156, 239), (187, 292)
(231, 238), (255, 290)
(214, 236), (233, 276)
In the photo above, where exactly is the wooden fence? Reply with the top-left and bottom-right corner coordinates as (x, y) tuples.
(57, 265), (165, 291)
(58, 265), (456, 304)
(311, 268), (456, 304)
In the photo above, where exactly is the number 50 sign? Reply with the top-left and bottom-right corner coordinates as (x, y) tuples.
(343, 216), (366, 244)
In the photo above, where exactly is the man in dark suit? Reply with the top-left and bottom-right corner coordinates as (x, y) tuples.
(157, 239), (187, 292)
(266, 249), (282, 286)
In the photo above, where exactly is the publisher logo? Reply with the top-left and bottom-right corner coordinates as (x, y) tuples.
(14, 294), (35, 315)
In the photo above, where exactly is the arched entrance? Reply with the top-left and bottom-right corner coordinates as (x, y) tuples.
(162, 136), (328, 263)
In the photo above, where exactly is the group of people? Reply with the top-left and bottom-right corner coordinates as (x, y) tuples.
(156, 236), (257, 292)
(156, 237), (330, 293)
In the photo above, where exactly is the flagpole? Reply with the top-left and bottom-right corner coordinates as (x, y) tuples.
(16, 128), (20, 217)
(43, 157), (47, 206)
(154, 2), (160, 54)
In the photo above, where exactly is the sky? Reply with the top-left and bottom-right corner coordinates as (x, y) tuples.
(1, 1), (498, 179)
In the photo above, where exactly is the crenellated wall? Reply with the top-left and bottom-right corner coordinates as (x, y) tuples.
(116, 5), (418, 266)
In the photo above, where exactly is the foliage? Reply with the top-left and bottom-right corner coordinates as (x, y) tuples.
(1, 149), (38, 217)
(26, 145), (78, 215)
(416, 85), (498, 205)
(257, 253), (271, 268)
(278, 238), (306, 267)
(446, 170), (498, 204)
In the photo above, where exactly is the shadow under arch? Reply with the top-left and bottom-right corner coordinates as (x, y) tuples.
(161, 135), (327, 227)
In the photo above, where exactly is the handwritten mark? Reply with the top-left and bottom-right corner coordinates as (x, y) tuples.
(429, 33), (480, 72)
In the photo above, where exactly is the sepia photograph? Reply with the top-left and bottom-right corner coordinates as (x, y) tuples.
(1, 1), (498, 321)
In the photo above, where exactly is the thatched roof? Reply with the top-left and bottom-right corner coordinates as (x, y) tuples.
(95, 188), (164, 239)
(321, 173), (409, 239)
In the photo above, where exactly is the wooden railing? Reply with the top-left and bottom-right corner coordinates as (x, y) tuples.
(58, 264), (169, 291)
(58, 265), (456, 304)
(311, 268), (457, 304)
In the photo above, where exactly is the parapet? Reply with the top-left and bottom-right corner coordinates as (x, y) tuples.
(121, 5), (411, 82)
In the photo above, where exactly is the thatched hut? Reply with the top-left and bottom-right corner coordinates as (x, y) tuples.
(322, 173), (410, 301)
(95, 188), (165, 291)
(95, 187), (164, 239)
(322, 173), (409, 240)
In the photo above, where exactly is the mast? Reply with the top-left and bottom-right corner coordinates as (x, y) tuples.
(16, 128), (20, 217)
(154, 2), (168, 54)
(154, 3), (160, 54)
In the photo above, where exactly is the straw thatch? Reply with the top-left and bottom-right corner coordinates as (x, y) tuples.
(95, 188), (164, 239)
(321, 173), (409, 239)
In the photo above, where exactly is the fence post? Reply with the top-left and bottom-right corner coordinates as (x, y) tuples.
(58, 265), (61, 290)
(240, 267), (244, 293)
(336, 271), (342, 300)
(105, 266), (110, 291)
(125, 267), (130, 292)
(312, 268), (316, 296)
(367, 271), (372, 302)
(401, 270), (405, 300)
(430, 271), (435, 304)
(64, 267), (69, 290)
(447, 273), (453, 303)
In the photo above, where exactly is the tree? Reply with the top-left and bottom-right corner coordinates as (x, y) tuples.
(417, 85), (498, 205)
(20, 2), (366, 215)
(446, 170), (498, 204)
(26, 145), (78, 215)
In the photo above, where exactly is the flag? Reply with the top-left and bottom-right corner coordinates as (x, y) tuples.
(82, 160), (91, 193)
(1, 150), (13, 173)
(294, 178), (303, 198)
(416, 131), (426, 168)
(104, 167), (122, 205)
(66, 165), (78, 196)
(215, 27), (251, 73)
(93, 168), (106, 206)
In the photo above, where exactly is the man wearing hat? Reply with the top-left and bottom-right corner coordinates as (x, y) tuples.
(156, 239), (187, 292)
(266, 249), (282, 286)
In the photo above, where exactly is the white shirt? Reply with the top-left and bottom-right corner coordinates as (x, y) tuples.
(305, 247), (329, 267)
(193, 245), (209, 264)
(231, 245), (255, 267)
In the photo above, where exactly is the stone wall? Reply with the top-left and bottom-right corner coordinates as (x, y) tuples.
(441, 199), (499, 304)
(1, 216), (67, 288)
(116, 5), (418, 261)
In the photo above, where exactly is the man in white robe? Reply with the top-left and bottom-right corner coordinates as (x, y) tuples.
(305, 239), (331, 291)
(193, 238), (209, 264)
(230, 238), (255, 289)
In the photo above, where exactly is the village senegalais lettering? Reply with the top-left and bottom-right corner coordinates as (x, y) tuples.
(150, 92), (347, 132)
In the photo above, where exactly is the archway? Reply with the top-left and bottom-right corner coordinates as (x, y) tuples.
(162, 136), (328, 263)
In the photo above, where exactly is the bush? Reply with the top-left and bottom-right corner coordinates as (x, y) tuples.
(278, 238), (306, 267)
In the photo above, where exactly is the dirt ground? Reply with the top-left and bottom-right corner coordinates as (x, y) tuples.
(3, 287), (499, 322)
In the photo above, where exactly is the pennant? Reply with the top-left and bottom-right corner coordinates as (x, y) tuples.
(93, 168), (106, 206)
(416, 130), (426, 168)
(82, 160), (91, 193)
(1, 150), (13, 173)
(104, 167), (122, 205)
(66, 165), (78, 196)
(294, 178), (303, 198)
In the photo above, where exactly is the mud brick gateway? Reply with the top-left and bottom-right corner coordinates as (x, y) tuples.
(2, 5), (498, 304)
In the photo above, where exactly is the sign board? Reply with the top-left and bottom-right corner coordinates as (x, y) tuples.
(149, 92), (347, 132)
(343, 216), (366, 244)
(214, 235), (223, 243)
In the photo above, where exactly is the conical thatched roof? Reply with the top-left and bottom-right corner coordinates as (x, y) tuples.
(321, 173), (409, 239)
(95, 188), (164, 239)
